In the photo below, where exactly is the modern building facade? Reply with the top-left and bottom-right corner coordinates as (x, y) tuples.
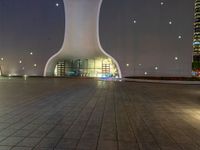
(44, 0), (121, 78)
(0, 0), (194, 77)
(194, 0), (200, 61)
(44, 0), (193, 78)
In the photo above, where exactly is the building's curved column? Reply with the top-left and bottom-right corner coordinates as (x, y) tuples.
(44, 0), (122, 77)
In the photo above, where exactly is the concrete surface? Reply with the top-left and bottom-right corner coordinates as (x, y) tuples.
(0, 77), (199, 150)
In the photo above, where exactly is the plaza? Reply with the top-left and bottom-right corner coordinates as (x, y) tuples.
(0, 0), (198, 149)
(0, 78), (199, 150)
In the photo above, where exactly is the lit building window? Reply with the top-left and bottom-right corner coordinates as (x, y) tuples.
(54, 58), (119, 78)
(193, 1), (200, 58)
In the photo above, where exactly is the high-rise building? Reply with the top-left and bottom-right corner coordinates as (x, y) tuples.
(193, 0), (200, 61)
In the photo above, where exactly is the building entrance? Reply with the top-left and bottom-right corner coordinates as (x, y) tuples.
(54, 58), (119, 78)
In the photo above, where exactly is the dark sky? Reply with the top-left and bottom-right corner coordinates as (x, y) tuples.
(0, 0), (195, 76)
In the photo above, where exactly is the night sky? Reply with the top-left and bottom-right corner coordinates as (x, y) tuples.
(0, 0), (195, 76)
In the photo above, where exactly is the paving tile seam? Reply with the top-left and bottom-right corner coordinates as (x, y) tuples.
(32, 87), (97, 149)
(120, 84), (162, 150)
(95, 93), (108, 150)
(71, 89), (103, 149)
(117, 90), (141, 150)
(136, 87), (200, 149)
(0, 82), (82, 118)
(7, 87), (94, 149)
(0, 85), (87, 125)
(123, 83), (200, 150)
(113, 86), (120, 150)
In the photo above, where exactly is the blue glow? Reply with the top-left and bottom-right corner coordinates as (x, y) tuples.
(193, 41), (200, 45)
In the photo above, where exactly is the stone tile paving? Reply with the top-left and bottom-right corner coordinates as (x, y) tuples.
(0, 77), (199, 150)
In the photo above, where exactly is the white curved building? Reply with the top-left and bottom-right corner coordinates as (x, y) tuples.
(44, 0), (122, 78)
(0, 0), (194, 77)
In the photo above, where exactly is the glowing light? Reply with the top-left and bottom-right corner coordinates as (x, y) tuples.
(8, 74), (11, 77)
(178, 35), (182, 39)
(133, 20), (137, 24)
(174, 57), (178, 60)
(169, 21), (172, 25)
(30, 52), (33, 55)
(139, 64), (142, 66)
(1, 58), (3, 61)
(144, 72), (148, 75)
(182, 108), (200, 121)
(193, 41), (200, 45)
(155, 66), (158, 70)
(19, 60), (22, 64)
(126, 64), (130, 67)
(97, 73), (103, 78)
(34, 64), (37, 67)
(24, 74), (28, 80)
(56, 3), (59, 7)
(161, 2), (164, 5)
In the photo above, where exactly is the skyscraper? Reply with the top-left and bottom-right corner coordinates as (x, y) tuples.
(193, 0), (200, 61)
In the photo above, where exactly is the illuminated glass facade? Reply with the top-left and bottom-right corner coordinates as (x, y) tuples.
(54, 58), (119, 78)
(194, 0), (200, 61)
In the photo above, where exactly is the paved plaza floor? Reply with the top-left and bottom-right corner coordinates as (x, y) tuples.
(0, 77), (199, 150)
